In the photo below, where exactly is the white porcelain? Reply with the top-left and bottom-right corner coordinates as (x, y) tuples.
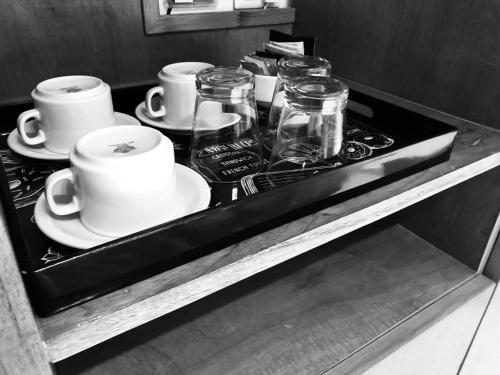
(35, 164), (211, 249)
(255, 75), (277, 103)
(137, 100), (239, 132)
(44, 125), (184, 237)
(17, 75), (116, 154)
(192, 101), (243, 131)
(145, 62), (214, 130)
(135, 101), (190, 132)
(8, 112), (140, 161)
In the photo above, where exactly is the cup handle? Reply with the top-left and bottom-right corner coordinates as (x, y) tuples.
(45, 168), (80, 216)
(145, 86), (167, 118)
(16, 108), (46, 146)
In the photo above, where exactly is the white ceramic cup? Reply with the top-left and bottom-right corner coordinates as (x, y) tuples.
(44, 125), (177, 237)
(17, 75), (115, 154)
(255, 75), (278, 104)
(145, 62), (214, 129)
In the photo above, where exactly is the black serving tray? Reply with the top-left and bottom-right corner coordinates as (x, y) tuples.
(0, 85), (458, 316)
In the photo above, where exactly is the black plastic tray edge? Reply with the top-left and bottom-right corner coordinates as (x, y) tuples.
(28, 132), (456, 316)
(0, 89), (459, 316)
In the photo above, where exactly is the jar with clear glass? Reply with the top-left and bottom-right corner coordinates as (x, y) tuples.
(268, 76), (349, 172)
(263, 55), (331, 151)
(190, 67), (264, 185)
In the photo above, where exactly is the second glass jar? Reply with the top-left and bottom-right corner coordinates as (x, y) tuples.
(268, 76), (349, 172)
(263, 55), (332, 151)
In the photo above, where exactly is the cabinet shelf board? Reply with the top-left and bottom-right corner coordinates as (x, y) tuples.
(39, 82), (500, 362)
(54, 223), (491, 374)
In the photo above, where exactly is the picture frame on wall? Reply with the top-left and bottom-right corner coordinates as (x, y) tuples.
(143, 0), (294, 34)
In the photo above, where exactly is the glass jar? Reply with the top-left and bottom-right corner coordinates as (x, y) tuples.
(263, 55), (331, 151)
(268, 76), (349, 172)
(190, 67), (264, 185)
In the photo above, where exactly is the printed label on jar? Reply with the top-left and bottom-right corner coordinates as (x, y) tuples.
(194, 138), (264, 182)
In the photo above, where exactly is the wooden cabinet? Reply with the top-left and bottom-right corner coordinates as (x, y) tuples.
(360, 286), (492, 375)
(1, 82), (499, 374)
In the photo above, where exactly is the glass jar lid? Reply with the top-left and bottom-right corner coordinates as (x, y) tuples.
(196, 66), (254, 99)
(278, 56), (331, 80)
(284, 76), (349, 112)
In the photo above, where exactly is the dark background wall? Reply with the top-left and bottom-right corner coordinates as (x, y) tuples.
(292, 0), (500, 273)
(3, 0), (499, 131)
(294, 0), (500, 130)
(0, 0), (291, 105)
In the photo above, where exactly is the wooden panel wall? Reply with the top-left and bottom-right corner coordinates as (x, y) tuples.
(485, 231), (500, 281)
(293, 0), (500, 270)
(398, 167), (500, 270)
(360, 286), (492, 375)
(0, 0), (292, 105)
(293, 0), (500, 130)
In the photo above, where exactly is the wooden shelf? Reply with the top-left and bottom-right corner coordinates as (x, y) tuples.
(38, 79), (500, 363)
(142, 0), (295, 34)
(54, 223), (493, 374)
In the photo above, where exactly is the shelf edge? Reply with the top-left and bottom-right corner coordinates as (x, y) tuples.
(325, 274), (494, 375)
(41, 151), (500, 363)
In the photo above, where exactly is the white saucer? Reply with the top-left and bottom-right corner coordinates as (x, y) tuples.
(136, 101), (243, 132)
(7, 112), (140, 161)
(135, 101), (191, 133)
(34, 164), (211, 249)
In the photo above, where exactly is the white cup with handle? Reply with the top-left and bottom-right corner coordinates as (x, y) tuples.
(44, 125), (178, 237)
(16, 75), (115, 154)
(145, 62), (214, 130)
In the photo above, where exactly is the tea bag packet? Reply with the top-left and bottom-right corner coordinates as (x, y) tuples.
(241, 55), (278, 76)
(256, 55), (279, 76)
(268, 41), (305, 55)
(263, 42), (301, 57)
(243, 56), (270, 75)
(269, 29), (317, 56)
(240, 60), (266, 76)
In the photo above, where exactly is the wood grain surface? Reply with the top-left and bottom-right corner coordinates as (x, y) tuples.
(39, 86), (500, 362)
(398, 167), (500, 269)
(146, 11), (240, 34)
(294, 0), (500, 295)
(54, 223), (480, 375)
(1, 2), (499, 373)
(485, 225), (500, 281)
(294, 0), (500, 130)
(239, 8), (296, 27)
(346, 80), (500, 272)
(0, 201), (54, 374)
(337, 278), (493, 375)
(0, 0), (292, 104)
(460, 284), (500, 375)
